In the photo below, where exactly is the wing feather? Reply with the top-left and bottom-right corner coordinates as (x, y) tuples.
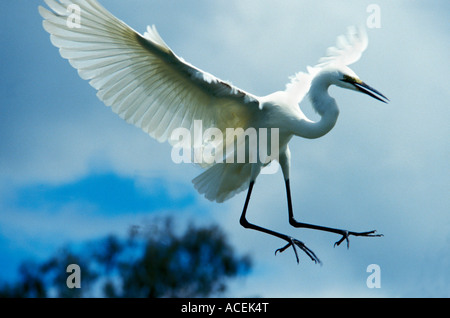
(39, 0), (260, 150)
(317, 26), (368, 68)
(286, 26), (368, 104)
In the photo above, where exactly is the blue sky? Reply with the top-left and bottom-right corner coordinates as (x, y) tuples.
(1, 0), (449, 297)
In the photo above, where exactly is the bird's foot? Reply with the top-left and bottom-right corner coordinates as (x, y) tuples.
(334, 230), (383, 249)
(275, 237), (321, 265)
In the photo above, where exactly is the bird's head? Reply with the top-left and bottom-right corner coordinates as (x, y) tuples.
(333, 66), (389, 103)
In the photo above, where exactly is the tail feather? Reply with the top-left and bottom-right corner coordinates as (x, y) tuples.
(192, 163), (252, 203)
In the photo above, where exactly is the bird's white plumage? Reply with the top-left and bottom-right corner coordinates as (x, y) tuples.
(285, 26), (368, 105)
(39, 0), (259, 146)
(40, 0), (377, 203)
(317, 26), (368, 68)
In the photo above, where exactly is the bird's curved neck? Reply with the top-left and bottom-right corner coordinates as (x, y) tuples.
(294, 76), (340, 139)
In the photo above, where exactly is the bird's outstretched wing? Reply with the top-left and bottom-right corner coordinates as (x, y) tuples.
(316, 26), (368, 68)
(39, 0), (259, 152)
(286, 26), (368, 104)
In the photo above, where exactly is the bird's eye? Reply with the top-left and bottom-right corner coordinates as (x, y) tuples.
(342, 75), (354, 83)
(341, 75), (362, 84)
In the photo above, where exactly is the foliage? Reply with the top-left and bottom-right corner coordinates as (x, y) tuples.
(0, 219), (251, 298)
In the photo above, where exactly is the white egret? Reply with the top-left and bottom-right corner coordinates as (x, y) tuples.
(39, 0), (388, 264)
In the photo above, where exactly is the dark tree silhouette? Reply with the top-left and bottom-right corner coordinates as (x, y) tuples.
(0, 218), (251, 298)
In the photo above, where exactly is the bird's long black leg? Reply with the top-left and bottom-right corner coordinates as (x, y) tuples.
(285, 179), (382, 248)
(240, 181), (321, 264)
